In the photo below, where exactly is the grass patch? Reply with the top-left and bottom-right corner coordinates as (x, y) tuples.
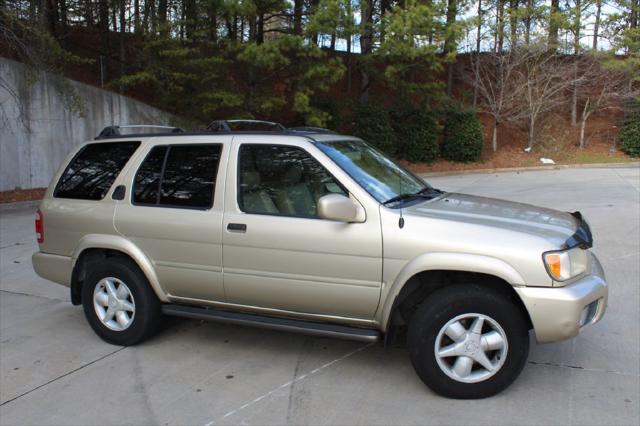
(563, 151), (636, 164)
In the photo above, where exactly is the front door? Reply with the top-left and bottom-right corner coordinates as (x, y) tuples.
(222, 137), (382, 321)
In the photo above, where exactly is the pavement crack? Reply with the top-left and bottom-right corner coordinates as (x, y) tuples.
(527, 360), (640, 377)
(0, 289), (65, 302)
(204, 342), (374, 426)
(0, 346), (126, 407)
(0, 241), (28, 250)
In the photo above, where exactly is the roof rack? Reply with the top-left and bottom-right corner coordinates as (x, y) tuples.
(96, 125), (184, 139)
(287, 126), (336, 134)
(206, 119), (286, 132)
(94, 121), (336, 140)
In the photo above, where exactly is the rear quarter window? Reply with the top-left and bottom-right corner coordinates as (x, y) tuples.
(54, 141), (140, 200)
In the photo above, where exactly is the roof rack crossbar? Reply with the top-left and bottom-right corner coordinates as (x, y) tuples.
(96, 124), (184, 139)
(206, 119), (286, 132)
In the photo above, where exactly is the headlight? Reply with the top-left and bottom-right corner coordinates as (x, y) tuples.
(543, 247), (588, 281)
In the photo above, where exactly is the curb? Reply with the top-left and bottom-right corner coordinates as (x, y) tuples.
(417, 162), (640, 177)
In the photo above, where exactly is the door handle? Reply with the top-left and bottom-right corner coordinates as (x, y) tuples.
(227, 223), (247, 233)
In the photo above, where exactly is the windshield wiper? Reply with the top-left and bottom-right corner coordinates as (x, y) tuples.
(382, 187), (443, 206)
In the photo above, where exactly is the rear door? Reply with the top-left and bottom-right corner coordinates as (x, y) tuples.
(114, 136), (231, 302)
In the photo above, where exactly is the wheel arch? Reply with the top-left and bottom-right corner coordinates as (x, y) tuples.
(70, 234), (168, 305)
(380, 253), (531, 333)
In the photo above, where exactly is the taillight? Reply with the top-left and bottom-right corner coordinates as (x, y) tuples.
(35, 208), (44, 243)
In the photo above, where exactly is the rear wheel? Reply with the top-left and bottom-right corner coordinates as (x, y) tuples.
(407, 284), (529, 398)
(81, 258), (162, 346)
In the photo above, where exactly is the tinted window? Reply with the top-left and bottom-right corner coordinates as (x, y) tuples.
(133, 144), (222, 209)
(55, 142), (140, 200)
(133, 146), (167, 205)
(238, 144), (346, 217)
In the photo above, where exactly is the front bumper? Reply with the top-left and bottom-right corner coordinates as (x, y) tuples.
(515, 253), (608, 343)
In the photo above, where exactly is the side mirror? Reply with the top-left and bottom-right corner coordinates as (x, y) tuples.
(318, 194), (365, 223)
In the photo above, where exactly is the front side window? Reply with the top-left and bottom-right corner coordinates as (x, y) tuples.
(238, 144), (346, 217)
(54, 141), (140, 200)
(316, 139), (429, 203)
(133, 144), (222, 209)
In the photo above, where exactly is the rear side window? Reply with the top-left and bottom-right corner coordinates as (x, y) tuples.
(133, 144), (222, 209)
(54, 142), (140, 200)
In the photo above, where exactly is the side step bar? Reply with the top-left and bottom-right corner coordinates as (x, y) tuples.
(162, 304), (380, 343)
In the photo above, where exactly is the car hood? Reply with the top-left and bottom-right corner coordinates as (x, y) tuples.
(404, 192), (579, 247)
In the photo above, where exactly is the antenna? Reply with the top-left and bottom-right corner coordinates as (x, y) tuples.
(398, 167), (405, 229)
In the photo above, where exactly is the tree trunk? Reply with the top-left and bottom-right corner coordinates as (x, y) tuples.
(574, 0), (581, 53)
(473, 0), (482, 107)
(98, 0), (110, 83)
(549, 0), (560, 50)
(592, 0), (601, 49)
(492, 118), (498, 152)
(42, 0), (57, 36)
(524, 0), (532, 44)
(134, 0), (140, 33)
(580, 99), (590, 148)
(59, 0), (68, 34)
(528, 115), (536, 149)
(257, 14), (264, 44)
(571, 62), (578, 126)
(83, 0), (94, 26)
(208, 4), (218, 42)
(509, 0), (518, 47)
(293, 0), (303, 35)
(494, 0), (505, 52)
(359, 0), (375, 103)
(142, 0), (150, 33)
(310, 0), (320, 45)
(158, 0), (168, 36)
(445, 0), (458, 97)
(184, 0), (197, 41)
(119, 0), (126, 89)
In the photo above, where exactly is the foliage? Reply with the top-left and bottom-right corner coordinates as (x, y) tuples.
(2, 0), (637, 155)
(0, 9), (91, 119)
(620, 105), (640, 157)
(375, 1), (449, 100)
(353, 102), (396, 154)
(390, 100), (439, 163)
(112, 34), (343, 125)
(442, 108), (484, 162)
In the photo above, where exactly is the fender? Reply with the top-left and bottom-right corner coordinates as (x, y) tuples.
(71, 234), (169, 302)
(378, 252), (526, 330)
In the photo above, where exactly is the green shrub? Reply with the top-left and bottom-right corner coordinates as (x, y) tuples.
(390, 100), (439, 163)
(620, 116), (640, 158)
(441, 109), (484, 162)
(353, 102), (396, 154)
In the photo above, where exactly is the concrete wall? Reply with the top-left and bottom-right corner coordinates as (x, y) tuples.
(0, 57), (173, 191)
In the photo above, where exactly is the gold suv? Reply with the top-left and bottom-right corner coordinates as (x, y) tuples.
(33, 122), (608, 398)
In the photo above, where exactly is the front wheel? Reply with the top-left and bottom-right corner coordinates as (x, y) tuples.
(407, 285), (530, 399)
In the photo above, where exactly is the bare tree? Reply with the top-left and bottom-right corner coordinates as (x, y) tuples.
(575, 56), (636, 148)
(469, 50), (523, 151)
(510, 46), (580, 149)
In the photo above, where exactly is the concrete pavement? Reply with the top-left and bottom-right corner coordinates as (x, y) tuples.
(0, 166), (638, 425)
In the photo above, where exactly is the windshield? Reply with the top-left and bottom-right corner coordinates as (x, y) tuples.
(316, 139), (430, 204)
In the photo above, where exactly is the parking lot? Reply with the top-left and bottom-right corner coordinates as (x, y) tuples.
(0, 166), (638, 426)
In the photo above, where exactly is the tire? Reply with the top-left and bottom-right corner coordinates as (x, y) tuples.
(407, 284), (529, 399)
(81, 257), (162, 346)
